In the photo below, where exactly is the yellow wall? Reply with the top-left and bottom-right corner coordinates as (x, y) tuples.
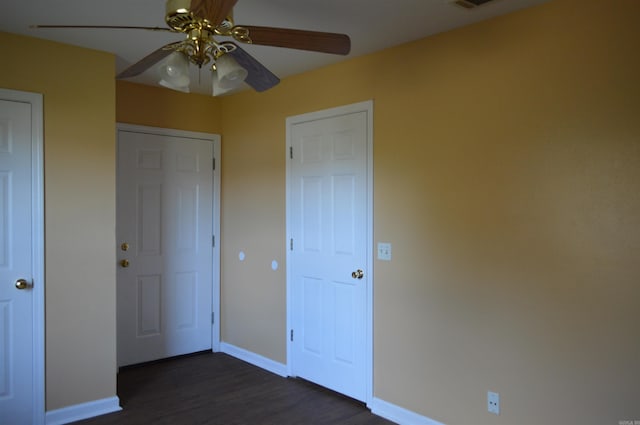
(216, 0), (640, 423)
(116, 81), (222, 134)
(0, 33), (116, 410)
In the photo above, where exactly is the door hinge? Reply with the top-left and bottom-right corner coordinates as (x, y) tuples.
(211, 312), (215, 324)
(290, 329), (294, 342)
(289, 146), (293, 159)
(212, 235), (215, 247)
(212, 157), (216, 170)
(290, 238), (293, 251)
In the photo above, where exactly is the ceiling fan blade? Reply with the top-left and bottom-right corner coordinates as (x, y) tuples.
(227, 43), (280, 92)
(190, 0), (238, 26)
(117, 41), (183, 79)
(31, 24), (173, 32)
(240, 26), (351, 55)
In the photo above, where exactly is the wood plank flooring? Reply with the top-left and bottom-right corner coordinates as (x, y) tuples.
(73, 352), (393, 425)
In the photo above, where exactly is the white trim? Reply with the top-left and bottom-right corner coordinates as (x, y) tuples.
(285, 100), (374, 404)
(45, 396), (122, 425)
(116, 122), (220, 143)
(365, 100), (374, 407)
(370, 398), (446, 425)
(211, 130), (221, 352)
(115, 123), (222, 352)
(219, 344), (444, 425)
(220, 342), (288, 377)
(0, 88), (46, 425)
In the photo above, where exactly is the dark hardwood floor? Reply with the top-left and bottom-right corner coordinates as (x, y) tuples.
(74, 352), (393, 425)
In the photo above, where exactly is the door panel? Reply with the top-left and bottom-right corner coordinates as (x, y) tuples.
(290, 109), (369, 401)
(0, 98), (34, 423)
(117, 129), (214, 366)
(333, 280), (356, 364)
(302, 277), (323, 355)
(138, 183), (162, 255)
(333, 175), (356, 254)
(137, 275), (161, 336)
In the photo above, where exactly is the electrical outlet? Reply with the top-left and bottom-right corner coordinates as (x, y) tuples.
(377, 242), (392, 261)
(488, 391), (500, 415)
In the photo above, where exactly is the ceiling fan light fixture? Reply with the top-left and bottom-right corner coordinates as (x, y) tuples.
(158, 52), (191, 93)
(215, 53), (248, 89)
(39, 0), (351, 95)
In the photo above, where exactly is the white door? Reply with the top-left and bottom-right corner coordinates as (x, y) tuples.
(0, 93), (44, 424)
(117, 127), (216, 366)
(288, 103), (372, 402)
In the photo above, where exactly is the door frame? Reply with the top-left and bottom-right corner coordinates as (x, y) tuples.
(285, 100), (374, 405)
(0, 88), (45, 424)
(115, 123), (222, 351)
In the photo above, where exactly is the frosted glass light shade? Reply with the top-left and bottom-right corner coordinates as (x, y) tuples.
(215, 54), (248, 89)
(158, 52), (191, 93)
(212, 71), (234, 96)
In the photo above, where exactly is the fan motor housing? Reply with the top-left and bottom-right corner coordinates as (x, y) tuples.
(166, 0), (195, 31)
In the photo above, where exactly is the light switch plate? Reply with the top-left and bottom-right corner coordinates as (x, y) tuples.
(488, 391), (500, 415)
(377, 242), (392, 261)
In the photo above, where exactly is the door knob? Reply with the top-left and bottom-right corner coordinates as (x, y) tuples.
(120, 259), (130, 268)
(351, 269), (364, 279)
(15, 278), (29, 290)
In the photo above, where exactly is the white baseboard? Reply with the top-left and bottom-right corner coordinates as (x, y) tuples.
(219, 343), (442, 425)
(370, 397), (445, 425)
(46, 396), (121, 425)
(220, 342), (288, 377)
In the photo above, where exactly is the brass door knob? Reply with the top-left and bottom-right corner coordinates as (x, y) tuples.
(15, 278), (29, 290)
(351, 269), (364, 279)
(120, 259), (130, 268)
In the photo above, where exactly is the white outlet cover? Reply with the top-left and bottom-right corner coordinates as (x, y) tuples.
(488, 391), (500, 415)
(377, 242), (392, 261)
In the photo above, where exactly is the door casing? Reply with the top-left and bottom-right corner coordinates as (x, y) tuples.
(0, 88), (45, 424)
(285, 100), (374, 405)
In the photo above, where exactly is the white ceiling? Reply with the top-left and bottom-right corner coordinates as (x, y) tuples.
(0, 0), (550, 95)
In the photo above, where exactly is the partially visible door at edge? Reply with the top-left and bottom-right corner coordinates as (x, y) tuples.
(290, 110), (368, 401)
(117, 130), (213, 366)
(0, 99), (34, 422)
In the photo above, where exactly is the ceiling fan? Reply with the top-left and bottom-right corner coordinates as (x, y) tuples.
(32, 0), (351, 94)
